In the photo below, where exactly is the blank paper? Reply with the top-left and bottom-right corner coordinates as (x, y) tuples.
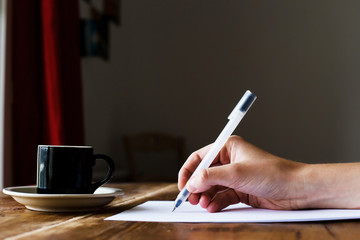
(105, 201), (360, 223)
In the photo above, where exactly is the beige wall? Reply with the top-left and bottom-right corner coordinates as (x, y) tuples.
(81, 1), (360, 179)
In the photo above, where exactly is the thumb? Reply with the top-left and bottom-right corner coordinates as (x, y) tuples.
(187, 164), (241, 193)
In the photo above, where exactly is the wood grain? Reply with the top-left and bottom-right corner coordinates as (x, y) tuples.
(1, 183), (360, 240)
(0, 183), (177, 240)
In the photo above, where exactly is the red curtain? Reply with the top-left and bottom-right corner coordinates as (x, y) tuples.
(9, 0), (84, 186)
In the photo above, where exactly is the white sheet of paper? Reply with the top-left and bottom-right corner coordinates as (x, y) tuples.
(105, 201), (360, 223)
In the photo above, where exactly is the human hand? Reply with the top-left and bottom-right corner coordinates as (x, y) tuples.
(178, 136), (307, 212)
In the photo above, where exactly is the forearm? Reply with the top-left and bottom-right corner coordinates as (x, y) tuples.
(296, 163), (360, 209)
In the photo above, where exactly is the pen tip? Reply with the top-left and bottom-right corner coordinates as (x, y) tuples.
(172, 206), (176, 212)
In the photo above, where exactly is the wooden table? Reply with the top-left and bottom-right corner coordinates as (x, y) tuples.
(1, 183), (360, 240)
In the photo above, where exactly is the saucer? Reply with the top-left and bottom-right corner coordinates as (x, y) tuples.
(3, 186), (123, 212)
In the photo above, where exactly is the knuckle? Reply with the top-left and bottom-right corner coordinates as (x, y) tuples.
(189, 151), (200, 160)
(229, 135), (245, 145)
(197, 169), (210, 184)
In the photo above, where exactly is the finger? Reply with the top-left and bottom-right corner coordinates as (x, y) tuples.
(188, 185), (228, 207)
(178, 144), (213, 190)
(206, 188), (241, 213)
(198, 192), (213, 209)
(188, 193), (200, 205)
(187, 164), (241, 193)
(197, 185), (228, 209)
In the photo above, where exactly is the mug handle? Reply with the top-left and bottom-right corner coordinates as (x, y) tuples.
(91, 154), (115, 192)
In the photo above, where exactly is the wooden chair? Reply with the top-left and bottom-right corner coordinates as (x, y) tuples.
(123, 132), (185, 182)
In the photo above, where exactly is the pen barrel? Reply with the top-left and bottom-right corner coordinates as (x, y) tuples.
(177, 116), (242, 205)
(193, 115), (242, 175)
(179, 187), (191, 201)
(174, 187), (191, 209)
(175, 90), (256, 208)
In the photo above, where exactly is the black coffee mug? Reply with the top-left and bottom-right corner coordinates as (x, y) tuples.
(36, 145), (115, 194)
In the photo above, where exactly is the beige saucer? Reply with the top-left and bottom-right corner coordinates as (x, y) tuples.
(3, 186), (123, 212)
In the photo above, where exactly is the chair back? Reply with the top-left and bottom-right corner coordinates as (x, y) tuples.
(123, 132), (185, 182)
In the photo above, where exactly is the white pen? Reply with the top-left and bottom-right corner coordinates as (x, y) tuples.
(172, 90), (257, 212)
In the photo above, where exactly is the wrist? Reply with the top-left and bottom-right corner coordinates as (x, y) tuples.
(295, 163), (360, 209)
(293, 163), (334, 209)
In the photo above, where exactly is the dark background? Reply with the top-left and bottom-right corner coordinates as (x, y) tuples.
(79, 0), (360, 180)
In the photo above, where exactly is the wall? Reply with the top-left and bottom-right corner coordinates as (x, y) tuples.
(81, 0), (360, 180)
